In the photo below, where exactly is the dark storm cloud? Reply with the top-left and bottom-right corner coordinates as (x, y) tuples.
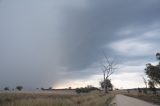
(60, 0), (160, 70)
(0, 0), (160, 88)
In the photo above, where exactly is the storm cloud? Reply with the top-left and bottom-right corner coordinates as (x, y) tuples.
(0, 0), (160, 89)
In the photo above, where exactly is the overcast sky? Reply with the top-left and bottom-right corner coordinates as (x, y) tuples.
(0, 0), (160, 89)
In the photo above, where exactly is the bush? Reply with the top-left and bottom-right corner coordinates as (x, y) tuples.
(16, 86), (23, 91)
(75, 86), (99, 94)
(4, 87), (9, 91)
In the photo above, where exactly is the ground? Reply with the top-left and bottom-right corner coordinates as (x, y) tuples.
(110, 94), (159, 106)
(0, 90), (114, 106)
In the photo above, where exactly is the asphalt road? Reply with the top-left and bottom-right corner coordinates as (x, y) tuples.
(110, 94), (159, 106)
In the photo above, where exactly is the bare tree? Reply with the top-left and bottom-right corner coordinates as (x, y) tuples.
(142, 76), (147, 88)
(101, 54), (117, 93)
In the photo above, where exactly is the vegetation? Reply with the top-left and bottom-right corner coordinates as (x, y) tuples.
(100, 79), (113, 91)
(145, 53), (160, 85)
(101, 54), (117, 93)
(145, 63), (160, 85)
(75, 86), (99, 94)
(16, 86), (23, 91)
(0, 91), (114, 106)
(4, 87), (9, 91)
(148, 80), (157, 94)
(145, 52), (160, 94)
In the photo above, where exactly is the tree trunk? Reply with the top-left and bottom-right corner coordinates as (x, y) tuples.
(103, 72), (106, 93)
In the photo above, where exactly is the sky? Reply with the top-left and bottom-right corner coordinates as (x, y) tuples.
(0, 0), (160, 89)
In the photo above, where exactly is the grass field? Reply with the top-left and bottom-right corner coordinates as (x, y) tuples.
(0, 91), (114, 106)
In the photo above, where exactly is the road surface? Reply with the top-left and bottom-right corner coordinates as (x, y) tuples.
(110, 94), (159, 106)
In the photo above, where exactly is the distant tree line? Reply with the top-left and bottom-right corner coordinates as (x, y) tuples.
(3, 86), (23, 91)
(75, 85), (99, 94)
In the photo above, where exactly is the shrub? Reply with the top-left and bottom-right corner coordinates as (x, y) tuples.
(75, 86), (99, 93)
(16, 86), (23, 91)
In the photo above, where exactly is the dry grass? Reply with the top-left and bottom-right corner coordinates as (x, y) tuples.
(0, 91), (114, 106)
(124, 93), (160, 105)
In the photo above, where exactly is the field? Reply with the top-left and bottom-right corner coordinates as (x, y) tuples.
(0, 91), (114, 106)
